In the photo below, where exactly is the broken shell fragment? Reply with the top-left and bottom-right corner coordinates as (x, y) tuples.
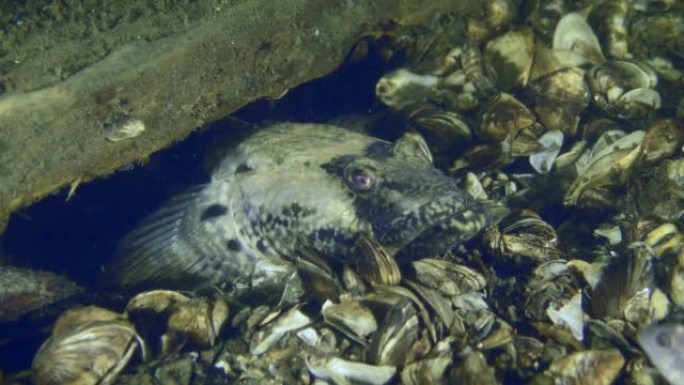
(546, 292), (585, 341)
(105, 117), (145, 142)
(250, 306), (311, 355)
(306, 354), (397, 385)
(529, 130), (563, 174)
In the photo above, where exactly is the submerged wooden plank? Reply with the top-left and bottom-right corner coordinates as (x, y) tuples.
(0, 0), (475, 232)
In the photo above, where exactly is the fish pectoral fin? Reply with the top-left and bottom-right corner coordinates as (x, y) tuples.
(104, 185), (219, 289)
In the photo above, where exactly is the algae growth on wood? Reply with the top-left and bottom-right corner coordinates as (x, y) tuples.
(0, 0), (477, 232)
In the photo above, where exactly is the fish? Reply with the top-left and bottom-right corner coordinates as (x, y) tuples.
(105, 122), (489, 301)
(637, 323), (684, 385)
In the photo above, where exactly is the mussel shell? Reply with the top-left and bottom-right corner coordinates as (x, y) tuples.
(543, 349), (624, 385)
(401, 356), (452, 385)
(587, 0), (630, 59)
(613, 87), (661, 119)
(164, 296), (228, 353)
(485, 210), (560, 264)
(322, 297), (378, 342)
(353, 234), (402, 287)
(411, 258), (486, 296)
(403, 104), (472, 162)
(450, 351), (498, 385)
(587, 60), (658, 95)
(32, 306), (142, 385)
(479, 93), (537, 143)
(590, 242), (655, 323)
(250, 306), (311, 355)
(553, 13), (605, 63)
(484, 29), (536, 90)
(364, 290), (420, 367)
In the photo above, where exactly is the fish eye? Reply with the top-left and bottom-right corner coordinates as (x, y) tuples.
(345, 166), (376, 191)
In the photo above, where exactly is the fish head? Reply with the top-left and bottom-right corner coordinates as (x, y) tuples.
(323, 131), (489, 258)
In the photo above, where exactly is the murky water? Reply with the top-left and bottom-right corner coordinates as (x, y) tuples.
(2, 1), (684, 384)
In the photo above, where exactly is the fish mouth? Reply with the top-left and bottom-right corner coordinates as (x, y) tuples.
(394, 202), (490, 259)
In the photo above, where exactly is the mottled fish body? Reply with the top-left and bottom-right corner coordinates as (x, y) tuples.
(638, 323), (684, 385)
(107, 123), (488, 297)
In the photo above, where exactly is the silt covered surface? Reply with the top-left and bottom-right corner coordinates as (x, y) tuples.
(0, 0), (477, 232)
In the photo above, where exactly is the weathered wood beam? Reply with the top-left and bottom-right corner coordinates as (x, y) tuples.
(0, 0), (476, 232)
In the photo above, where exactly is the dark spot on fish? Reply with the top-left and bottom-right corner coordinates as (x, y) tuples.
(365, 141), (392, 160)
(200, 204), (228, 221)
(318, 227), (336, 241)
(305, 227), (356, 258)
(656, 332), (673, 348)
(236, 163), (252, 173)
(227, 239), (241, 251)
(282, 204), (297, 217)
(266, 215), (289, 229)
(257, 239), (268, 253)
(291, 204), (304, 216)
(282, 203), (315, 218)
(310, 227), (348, 247)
